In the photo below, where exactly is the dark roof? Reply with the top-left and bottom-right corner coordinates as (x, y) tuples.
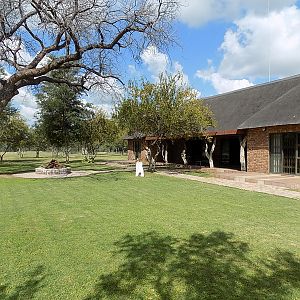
(204, 74), (300, 131)
(124, 132), (145, 140)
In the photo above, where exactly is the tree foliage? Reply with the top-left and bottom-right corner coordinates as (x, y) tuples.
(116, 74), (215, 169)
(36, 69), (86, 162)
(0, 104), (29, 161)
(117, 74), (215, 140)
(80, 108), (119, 162)
(28, 123), (48, 158)
(0, 0), (179, 111)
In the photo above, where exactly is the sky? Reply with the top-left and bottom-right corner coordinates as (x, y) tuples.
(11, 0), (300, 124)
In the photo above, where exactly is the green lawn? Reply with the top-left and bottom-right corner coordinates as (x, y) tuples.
(0, 152), (127, 174)
(0, 171), (299, 299)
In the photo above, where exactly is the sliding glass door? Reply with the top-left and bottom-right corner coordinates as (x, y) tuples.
(270, 133), (282, 173)
(282, 133), (296, 174)
(297, 133), (300, 175)
(270, 133), (299, 175)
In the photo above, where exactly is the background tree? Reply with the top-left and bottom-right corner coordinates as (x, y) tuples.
(0, 0), (178, 111)
(29, 123), (48, 158)
(80, 108), (119, 162)
(0, 104), (29, 161)
(37, 69), (86, 163)
(103, 127), (128, 155)
(116, 74), (215, 170)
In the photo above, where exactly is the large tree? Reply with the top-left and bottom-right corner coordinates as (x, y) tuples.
(36, 69), (86, 162)
(0, 0), (178, 112)
(28, 122), (48, 158)
(80, 108), (119, 162)
(116, 74), (215, 170)
(0, 104), (29, 161)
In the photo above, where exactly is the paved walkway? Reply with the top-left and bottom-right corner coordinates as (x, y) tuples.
(158, 171), (300, 200)
(12, 170), (111, 179)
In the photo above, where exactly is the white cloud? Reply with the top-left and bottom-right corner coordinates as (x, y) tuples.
(196, 67), (253, 94)
(178, 0), (297, 27)
(140, 46), (169, 80)
(141, 46), (190, 83)
(19, 105), (37, 121)
(140, 46), (203, 96)
(173, 61), (189, 85)
(84, 78), (125, 116)
(1, 38), (34, 66)
(12, 87), (38, 124)
(219, 6), (300, 78)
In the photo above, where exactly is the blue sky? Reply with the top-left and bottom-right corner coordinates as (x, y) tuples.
(126, 0), (300, 97)
(11, 0), (300, 122)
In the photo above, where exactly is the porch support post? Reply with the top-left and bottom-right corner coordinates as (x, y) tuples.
(205, 137), (216, 168)
(240, 136), (247, 171)
(162, 143), (168, 164)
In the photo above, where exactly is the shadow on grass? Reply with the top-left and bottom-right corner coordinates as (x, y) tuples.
(87, 172), (127, 182)
(0, 161), (42, 174)
(0, 265), (45, 299)
(85, 231), (300, 300)
(0, 159), (119, 174)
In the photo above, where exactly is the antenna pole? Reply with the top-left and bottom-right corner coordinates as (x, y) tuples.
(268, 0), (271, 82)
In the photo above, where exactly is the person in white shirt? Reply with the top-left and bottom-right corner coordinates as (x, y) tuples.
(135, 158), (144, 177)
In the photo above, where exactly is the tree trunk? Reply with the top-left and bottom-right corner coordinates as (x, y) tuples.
(0, 82), (19, 113)
(205, 138), (216, 168)
(145, 146), (154, 171)
(82, 147), (87, 156)
(18, 148), (24, 158)
(87, 146), (96, 163)
(152, 143), (160, 171)
(146, 143), (160, 172)
(161, 143), (168, 164)
(239, 136), (247, 171)
(0, 146), (9, 162)
(181, 149), (188, 166)
(64, 147), (70, 163)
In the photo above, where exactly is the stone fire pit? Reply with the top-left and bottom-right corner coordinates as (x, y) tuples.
(35, 159), (71, 175)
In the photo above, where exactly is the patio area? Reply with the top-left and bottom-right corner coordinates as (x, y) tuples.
(211, 168), (300, 190)
(160, 168), (300, 200)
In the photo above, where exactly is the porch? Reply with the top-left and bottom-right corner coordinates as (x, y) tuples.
(210, 168), (300, 190)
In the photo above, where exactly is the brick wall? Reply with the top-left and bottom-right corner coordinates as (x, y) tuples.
(247, 124), (300, 173)
(127, 140), (135, 160)
(127, 139), (148, 162)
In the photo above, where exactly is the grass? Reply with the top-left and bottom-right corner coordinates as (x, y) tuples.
(0, 151), (127, 174)
(0, 170), (299, 299)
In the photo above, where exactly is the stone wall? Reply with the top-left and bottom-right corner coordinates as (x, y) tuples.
(247, 124), (300, 173)
(127, 139), (148, 163)
(127, 140), (135, 160)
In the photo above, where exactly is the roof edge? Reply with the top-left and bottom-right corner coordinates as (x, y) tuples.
(203, 73), (300, 101)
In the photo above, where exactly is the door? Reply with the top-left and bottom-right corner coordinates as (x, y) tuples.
(297, 133), (300, 175)
(282, 133), (296, 174)
(133, 140), (141, 159)
(270, 133), (298, 174)
(270, 133), (282, 173)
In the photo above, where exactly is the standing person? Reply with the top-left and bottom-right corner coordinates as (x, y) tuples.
(135, 158), (144, 177)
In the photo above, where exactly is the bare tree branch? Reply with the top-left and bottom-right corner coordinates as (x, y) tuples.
(0, 0), (179, 112)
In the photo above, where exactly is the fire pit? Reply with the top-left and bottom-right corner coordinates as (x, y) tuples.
(35, 159), (71, 175)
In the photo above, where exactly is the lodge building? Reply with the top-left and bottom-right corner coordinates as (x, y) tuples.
(126, 75), (300, 175)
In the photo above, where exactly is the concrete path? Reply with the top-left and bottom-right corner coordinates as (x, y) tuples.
(158, 171), (300, 200)
(12, 170), (111, 179)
